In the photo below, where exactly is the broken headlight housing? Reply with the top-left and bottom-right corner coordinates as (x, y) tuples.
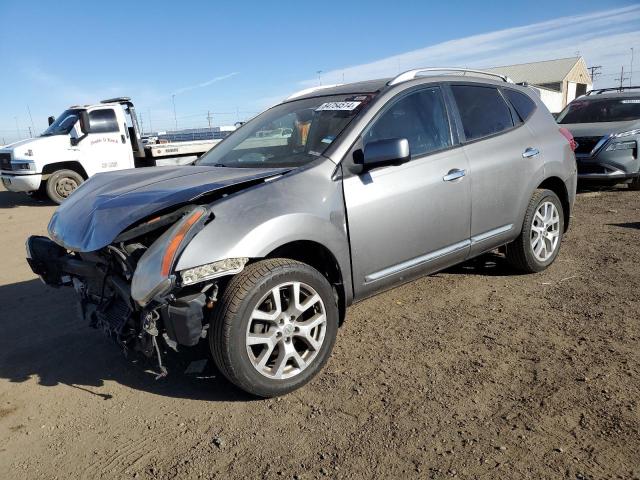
(131, 206), (208, 307)
(179, 257), (249, 286)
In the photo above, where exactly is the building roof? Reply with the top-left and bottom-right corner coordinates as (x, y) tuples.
(485, 57), (587, 85)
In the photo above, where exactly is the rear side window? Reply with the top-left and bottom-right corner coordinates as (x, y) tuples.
(503, 89), (536, 122)
(451, 85), (514, 141)
(364, 87), (451, 157)
(89, 109), (119, 133)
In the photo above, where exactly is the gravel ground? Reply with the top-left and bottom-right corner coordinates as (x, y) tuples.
(0, 185), (638, 480)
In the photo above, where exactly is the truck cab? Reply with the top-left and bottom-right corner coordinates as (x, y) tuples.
(0, 97), (148, 203)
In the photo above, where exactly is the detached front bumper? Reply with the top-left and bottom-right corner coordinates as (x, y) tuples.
(1, 172), (42, 192)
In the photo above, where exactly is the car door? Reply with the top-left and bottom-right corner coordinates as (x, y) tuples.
(447, 84), (543, 257)
(342, 86), (471, 299)
(78, 108), (132, 176)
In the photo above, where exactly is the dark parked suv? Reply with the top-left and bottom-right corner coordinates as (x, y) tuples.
(27, 68), (577, 397)
(557, 86), (640, 190)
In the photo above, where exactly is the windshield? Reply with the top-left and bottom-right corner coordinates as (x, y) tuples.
(557, 97), (640, 124)
(41, 109), (81, 136)
(197, 94), (373, 168)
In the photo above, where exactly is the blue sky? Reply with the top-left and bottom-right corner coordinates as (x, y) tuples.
(0, 0), (639, 143)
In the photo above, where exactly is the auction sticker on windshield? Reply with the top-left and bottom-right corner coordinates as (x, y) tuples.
(316, 101), (361, 111)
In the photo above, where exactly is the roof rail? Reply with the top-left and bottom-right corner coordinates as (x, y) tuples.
(585, 86), (640, 95)
(284, 84), (343, 101)
(388, 67), (513, 86)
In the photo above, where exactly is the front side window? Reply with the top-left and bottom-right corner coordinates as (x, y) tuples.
(451, 85), (514, 141)
(89, 109), (119, 133)
(363, 87), (452, 157)
(198, 94), (373, 168)
(41, 109), (80, 137)
(557, 97), (640, 123)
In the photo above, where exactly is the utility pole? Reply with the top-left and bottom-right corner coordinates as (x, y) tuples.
(172, 94), (178, 130)
(28, 126), (32, 138)
(588, 65), (602, 82)
(631, 48), (635, 87)
(138, 112), (144, 135)
(27, 105), (36, 135)
(206, 110), (214, 138)
(316, 70), (323, 86)
(615, 65), (629, 91)
(148, 109), (153, 134)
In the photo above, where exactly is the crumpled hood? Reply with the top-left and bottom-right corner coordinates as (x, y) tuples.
(561, 120), (640, 138)
(48, 165), (288, 252)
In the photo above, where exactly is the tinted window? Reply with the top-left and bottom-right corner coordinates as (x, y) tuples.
(451, 85), (514, 141)
(503, 89), (536, 122)
(557, 97), (640, 124)
(89, 109), (119, 133)
(364, 87), (451, 157)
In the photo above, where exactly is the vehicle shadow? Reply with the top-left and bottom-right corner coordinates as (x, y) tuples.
(0, 278), (253, 402)
(0, 190), (54, 208)
(608, 222), (640, 230)
(442, 251), (525, 277)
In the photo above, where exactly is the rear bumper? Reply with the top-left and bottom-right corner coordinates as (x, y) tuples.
(1, 172), (42, 192)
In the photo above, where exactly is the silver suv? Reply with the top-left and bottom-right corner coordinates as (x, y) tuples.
(27, 68), (577, 397)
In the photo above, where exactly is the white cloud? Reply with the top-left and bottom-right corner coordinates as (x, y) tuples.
(172, 72), (239, 95)
(301, 5), (640, 88)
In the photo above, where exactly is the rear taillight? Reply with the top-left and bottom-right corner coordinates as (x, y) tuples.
(559, 127), (577, 151)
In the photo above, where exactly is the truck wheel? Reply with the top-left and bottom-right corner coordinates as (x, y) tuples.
(46, 169), (84, 204)
(505, 189), (564, 273)
(210, 258), (339, 397)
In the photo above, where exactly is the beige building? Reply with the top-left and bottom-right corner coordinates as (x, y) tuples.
(486, 57), (593, 113)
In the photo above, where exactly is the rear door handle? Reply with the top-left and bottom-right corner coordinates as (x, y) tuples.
(522, 147), (540, 158)
(443, 169), (466, 182)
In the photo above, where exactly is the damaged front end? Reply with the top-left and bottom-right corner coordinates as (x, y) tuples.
(26, 205), (247, 377)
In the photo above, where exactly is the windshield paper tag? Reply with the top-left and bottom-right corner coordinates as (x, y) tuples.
(315, 101), (361, 111)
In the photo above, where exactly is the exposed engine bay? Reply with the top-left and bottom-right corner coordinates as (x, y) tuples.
(27, 205), (224, 378)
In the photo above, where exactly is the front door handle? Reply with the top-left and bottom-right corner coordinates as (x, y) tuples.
(443, 168), (466, 182)
(121, 134), (126, 144)
(522, 147), (540, 158)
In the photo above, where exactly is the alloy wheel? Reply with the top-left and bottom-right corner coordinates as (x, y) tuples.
(245, 281), (327, 380)
(530, 201), (560, 262)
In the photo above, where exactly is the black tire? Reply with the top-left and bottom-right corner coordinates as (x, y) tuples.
(209, 258), (339, 397)
(629, 175), (640, 191)
(45, 169), (84, 204)
(505, 189), (564, 273)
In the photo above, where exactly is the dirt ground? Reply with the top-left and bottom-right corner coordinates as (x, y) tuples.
(0, 184), (638, 480)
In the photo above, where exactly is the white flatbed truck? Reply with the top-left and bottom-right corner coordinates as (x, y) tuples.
(0, 97), (220, 203)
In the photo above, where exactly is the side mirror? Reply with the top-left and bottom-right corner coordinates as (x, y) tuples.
(360, 138), (410, 170)
(79, 111), (91, 134)
(47, 116), (55, 126)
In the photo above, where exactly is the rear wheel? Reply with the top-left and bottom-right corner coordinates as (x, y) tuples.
(629, 175), (640, 191)
(209, 258), (339, 397)
(505, 189), (564, 273)
(46, 169), (84, 204)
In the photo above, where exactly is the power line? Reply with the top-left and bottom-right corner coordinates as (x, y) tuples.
(588, 65), (602, 82)
(615, 65), (630, 90)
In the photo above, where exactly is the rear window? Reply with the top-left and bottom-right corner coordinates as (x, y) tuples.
(451, 85), (514, 141)
(503, 89), (536, 122)
(557, 97), (640, 123)
(89, 109), (119, 133)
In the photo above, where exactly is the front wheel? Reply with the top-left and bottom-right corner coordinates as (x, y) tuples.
(505, 189), (564, 273)
(46, 169), (84, 204)
(209, 258), (339, 397)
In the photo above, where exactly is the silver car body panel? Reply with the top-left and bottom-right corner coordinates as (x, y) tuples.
(43, 74), (576, 307)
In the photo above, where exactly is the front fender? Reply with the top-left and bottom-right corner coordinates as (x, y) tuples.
(174, 160), (352, 301)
